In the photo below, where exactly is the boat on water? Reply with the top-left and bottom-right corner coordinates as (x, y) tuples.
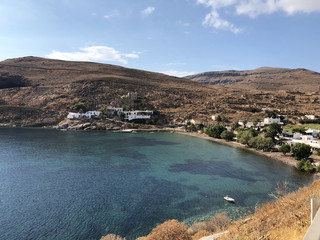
(224, 196), (235, 203)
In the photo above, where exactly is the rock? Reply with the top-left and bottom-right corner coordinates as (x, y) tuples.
(57, 123), (69, 129)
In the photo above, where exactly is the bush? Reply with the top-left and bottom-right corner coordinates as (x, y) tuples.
(191, 230), (211, 240)
(73, 102), (87, 113)
(279, 144), (291, 155)
(237, 129), (257, 146)
(261, 137), (275, 151)
(188, 222), (207, 235)
(304, 160), (314, 173)
(100, 234), (126, 240)
(316, 165), (320, 172)
(205, 125), (226, 138)
(296, 160), (305, 171)
(205, 212), (231, 233)
(248, 136), (264, 149)
(265, 123), (282, 140)
(145, 220), (191, 240)
(291, 143), (312, 160)
(220, 130), (235, 141)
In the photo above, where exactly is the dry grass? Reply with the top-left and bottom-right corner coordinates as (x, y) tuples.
(219, 180), (320, 240)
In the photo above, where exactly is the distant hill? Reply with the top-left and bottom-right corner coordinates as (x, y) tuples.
(185, 67), (320, 92)
(0, 57), (320, 127)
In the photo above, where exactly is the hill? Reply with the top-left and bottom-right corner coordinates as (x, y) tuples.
(185, 67), (320, 92)
(0, 57), (320, 127)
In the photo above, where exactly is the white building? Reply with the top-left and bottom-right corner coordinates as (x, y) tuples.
(305, 115), (318, 120)
(67, 111), (101, 119)
(264, 117), (281, 125)
(67, 112), (82, 119)
(305, 128), (320, 138)
(123, 110), (153, 121)
(107, 107), (123, 114)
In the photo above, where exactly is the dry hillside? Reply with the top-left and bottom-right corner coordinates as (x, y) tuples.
(0, 57), (320, 127)
(219, 179), (320, 240)
(186, 67), (320, 92)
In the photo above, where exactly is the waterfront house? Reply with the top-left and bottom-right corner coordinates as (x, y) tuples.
(67, 111), (101, 119)
(123, 110), (153, 121)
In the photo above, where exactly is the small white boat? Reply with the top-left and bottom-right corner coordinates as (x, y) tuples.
(224, 196), (235, 203)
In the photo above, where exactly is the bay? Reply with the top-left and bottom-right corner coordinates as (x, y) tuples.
(0, 128), (314, 239)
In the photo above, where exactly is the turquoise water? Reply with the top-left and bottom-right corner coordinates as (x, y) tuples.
(0, 128), (314, 239)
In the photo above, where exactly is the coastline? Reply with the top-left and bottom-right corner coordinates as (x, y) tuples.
(176, 131), (299, 168)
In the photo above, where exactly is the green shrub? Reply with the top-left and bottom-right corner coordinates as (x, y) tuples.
(303, 160), (314, 173)
(316, 165), (320, 172)
(73, 102), (87, 113)
(237, 129), (258, 146)
(291, 143), (312, 160)
(296, 160), (305, 171)
(220, 130), (235, 141)
(205, 125), (226, 138)
(279, 144), (291, 155)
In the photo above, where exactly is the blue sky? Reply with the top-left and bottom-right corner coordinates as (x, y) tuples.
(1, 0), (320, 77)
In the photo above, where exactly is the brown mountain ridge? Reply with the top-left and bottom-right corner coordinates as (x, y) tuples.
(0, 57), (319, 127)
(185, 67), (320, 92)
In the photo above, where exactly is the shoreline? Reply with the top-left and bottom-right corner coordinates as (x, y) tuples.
(177, 131), (299, 168)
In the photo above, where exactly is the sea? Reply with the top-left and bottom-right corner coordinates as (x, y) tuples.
(0, 128), (314, 239)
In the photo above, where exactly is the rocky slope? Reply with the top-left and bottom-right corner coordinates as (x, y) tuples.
(185, 67), (320, 92)
(0, 57), (320, 127)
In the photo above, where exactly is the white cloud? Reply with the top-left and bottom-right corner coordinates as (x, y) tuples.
(161, 70), (197, 78)
(236, 0), (320, 17)
(203, 10), (242, 33)
(197, 0), (320, 32)
(46, 46), (140, 64)
(104, 10), (119, 19)
(142, 6), (155, 16)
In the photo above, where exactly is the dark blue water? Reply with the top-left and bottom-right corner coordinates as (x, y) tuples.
(0, 128), (314, 239)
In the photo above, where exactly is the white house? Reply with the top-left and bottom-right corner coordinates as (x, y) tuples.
(67, 112), (82, 119)
(84, 111), (101, 118)
(123, 110), (153, 121)
(264, 117), (281, 125)
(305, 128), (320, 138)
(67, 111), (101, 119)
(305, 115), (318, 120)
(107, 107), (123, 113)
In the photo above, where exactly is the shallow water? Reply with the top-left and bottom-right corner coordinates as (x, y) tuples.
(0, 128), (314, 239)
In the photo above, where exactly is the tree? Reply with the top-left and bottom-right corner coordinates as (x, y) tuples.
(216, 115), (222, 125)
(279, 144), (291, 155)
(265, 123), (282, 140)
(205, 125), (226, 138)
(231, 122), (240, 131)
(237, 129), (255, 145)
(253, 118), (261, 127)
(261, 137), (275, 151)
(73, 102), (87, 113)
(248, 136), (264, 149)
(303, 160), (314, 173)
(220, 130), (235, 141)
(296, 160), (305, 171)
(291, 143), (312, 160)
(265, 110), (277, 118)
(119, 112), (125, 120)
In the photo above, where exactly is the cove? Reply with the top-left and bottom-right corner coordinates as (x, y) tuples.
(0, 128), (314, 240)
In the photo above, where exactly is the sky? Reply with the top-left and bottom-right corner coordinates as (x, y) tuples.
(1, 0), (320, 77)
